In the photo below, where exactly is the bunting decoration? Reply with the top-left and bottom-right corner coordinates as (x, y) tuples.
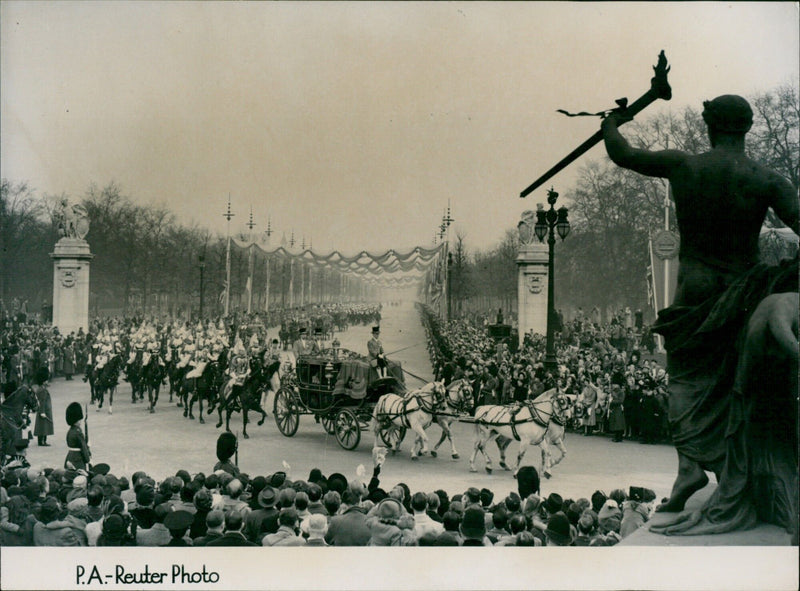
(230, 239), (445, 286)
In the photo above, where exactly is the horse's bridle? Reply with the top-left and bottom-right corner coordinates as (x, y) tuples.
(445, 380), (473, 414)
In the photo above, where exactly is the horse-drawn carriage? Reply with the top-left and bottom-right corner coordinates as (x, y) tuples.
(273, 349), (406, 450)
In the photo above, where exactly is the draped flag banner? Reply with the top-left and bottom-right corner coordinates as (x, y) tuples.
(230, 239), (445, 288)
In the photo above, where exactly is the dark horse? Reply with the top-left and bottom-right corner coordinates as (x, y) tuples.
(166, 347), (186, 405)
(94, 355), (124, 414)
(125, 349), (146, 404)
(1, 385), (37, 464)
(213, 357), (278, 438)
(182, 351), (228, 423)
(141, 352), (167, 413)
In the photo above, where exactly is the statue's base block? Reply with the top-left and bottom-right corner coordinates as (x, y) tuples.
(51, 237), (93, 335)
(620, 483), (793, 546)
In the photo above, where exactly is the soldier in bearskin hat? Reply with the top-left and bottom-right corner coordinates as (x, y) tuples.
(213, 431), (240, 478)
(64, 402), (91, 471)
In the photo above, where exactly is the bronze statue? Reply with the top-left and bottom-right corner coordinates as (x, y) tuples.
(602, 95), (799, 538)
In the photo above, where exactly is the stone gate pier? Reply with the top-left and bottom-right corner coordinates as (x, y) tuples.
(516, 242), (549, 349)
(50, 238), (93, 335)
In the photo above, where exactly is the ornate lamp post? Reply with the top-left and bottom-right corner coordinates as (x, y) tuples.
(534, 188), (570, 374)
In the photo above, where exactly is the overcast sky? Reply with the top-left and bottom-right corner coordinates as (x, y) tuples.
(2, 2), (798, 254)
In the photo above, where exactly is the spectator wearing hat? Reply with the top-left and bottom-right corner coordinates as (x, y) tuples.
(193, 510), (225, 546)
(66, 474), (88, 504)
(97, 514), (135, 546)
(542, 492), (563, 520)
(247, 476), (268, 511)
(245, 486), (279, 543)
(306, 514), (329, 546)
(208, 511), (258, 547)
(366, 498), (416, 546)
(136, 503), (173, 547)
(81, 486), (105, 524)
(129, 483), (157, 532)
(213, 432), (240, 478)
(262, 508), (306, 546)
(325, 488), (370, 546)
(590, 490), (607, 514)
(460, 506), (491, 546)
(544, 511), (574, 546)
(411, 491), (444, 538)
(162, 510), (194, 546)
(86, 495), (127, 546)
(608, 383), (626, 442)
(190, 488), (213, 539)
(33, 497), (86, 546)
(64, 402), (90, 471)
(32, 367), (53, 446)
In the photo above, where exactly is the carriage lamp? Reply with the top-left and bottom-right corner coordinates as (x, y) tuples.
(332, 338), (341, 359)
(324, 361), (334, 383)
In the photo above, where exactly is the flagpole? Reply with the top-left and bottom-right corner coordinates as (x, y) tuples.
(246, 207), (256, 314)
(223, 195), (235, 317)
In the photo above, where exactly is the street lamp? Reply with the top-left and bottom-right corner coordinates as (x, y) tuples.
(534, 188), (570, 374)
(198, 254), (206, 319)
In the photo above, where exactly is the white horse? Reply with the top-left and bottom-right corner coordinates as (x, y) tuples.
(430, 378), (475, 460)
(537, 394), (578, 478)
(469, 388), (571, 476)
(372, 381), (447, 460)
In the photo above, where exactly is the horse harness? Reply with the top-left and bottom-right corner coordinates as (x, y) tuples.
(473, 395), (565, 441)
(379, 389), (444, 430)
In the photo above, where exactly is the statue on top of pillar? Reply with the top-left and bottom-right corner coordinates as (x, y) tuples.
(55, 198), (90, 241)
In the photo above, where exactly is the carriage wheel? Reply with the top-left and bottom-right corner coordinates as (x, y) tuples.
(321, 414), (337, 435)
(274, 388), (299, 437)
(378, 423), (406, 449)
(334, 408), (361, 450)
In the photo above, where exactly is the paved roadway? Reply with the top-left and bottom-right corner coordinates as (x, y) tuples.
(26, 301), (684, 506)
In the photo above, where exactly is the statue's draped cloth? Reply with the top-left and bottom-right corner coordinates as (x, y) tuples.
(654, 254), (798, 534)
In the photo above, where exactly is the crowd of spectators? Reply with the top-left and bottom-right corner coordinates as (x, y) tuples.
(419, 304), (670, 444)
(0, 444), (658, 547)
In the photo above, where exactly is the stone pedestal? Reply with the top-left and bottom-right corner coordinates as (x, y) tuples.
(50, 238), (93, 335)
(516, 243), (549, 349)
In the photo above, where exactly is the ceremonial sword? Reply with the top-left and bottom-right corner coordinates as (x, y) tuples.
(520, 51), (672, 198)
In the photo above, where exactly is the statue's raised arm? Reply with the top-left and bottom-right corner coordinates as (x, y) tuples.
(602, 86), (799, 541)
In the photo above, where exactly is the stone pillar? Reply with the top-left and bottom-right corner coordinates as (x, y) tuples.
(50, 238), (93, 335)
(516, 243), (549, 349)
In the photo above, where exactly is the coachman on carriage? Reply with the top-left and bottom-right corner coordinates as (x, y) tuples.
(273, 345), (405, 450)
